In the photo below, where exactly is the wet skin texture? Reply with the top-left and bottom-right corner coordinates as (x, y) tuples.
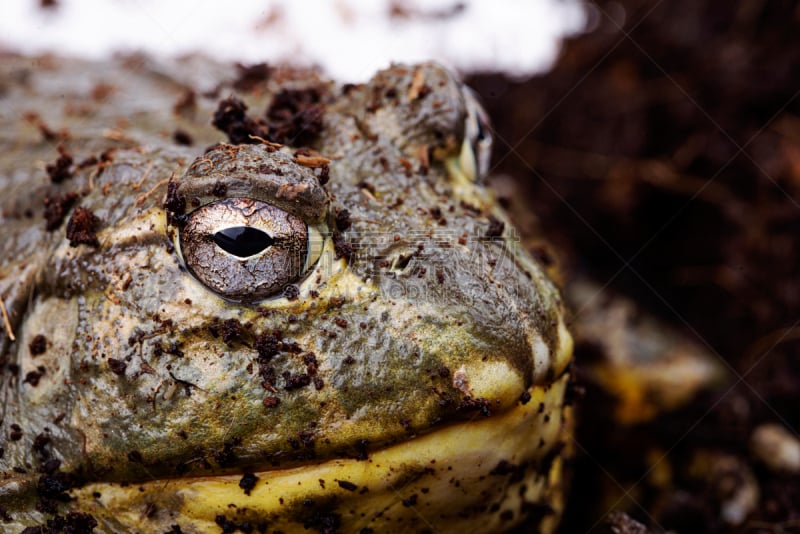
(0, 57), (572, 533)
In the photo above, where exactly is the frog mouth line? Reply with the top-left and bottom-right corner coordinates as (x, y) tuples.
(69, 376), (571, 533)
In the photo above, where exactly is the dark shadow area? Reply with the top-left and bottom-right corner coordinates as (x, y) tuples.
(468, 1), (800, 532)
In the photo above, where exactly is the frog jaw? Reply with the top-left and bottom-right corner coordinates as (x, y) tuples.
(69, 373), (571, 534)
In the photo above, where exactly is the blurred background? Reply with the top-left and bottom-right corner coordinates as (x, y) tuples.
(0, 0), (586, 80)
(3, 1), (800, 532)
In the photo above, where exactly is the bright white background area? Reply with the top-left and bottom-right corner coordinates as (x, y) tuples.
(0, 0), (587, 80)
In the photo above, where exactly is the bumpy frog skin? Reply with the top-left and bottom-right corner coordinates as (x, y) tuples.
(0, 58), (572, 533)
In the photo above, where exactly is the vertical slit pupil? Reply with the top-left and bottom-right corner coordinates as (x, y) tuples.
(213, 226), (274, 257)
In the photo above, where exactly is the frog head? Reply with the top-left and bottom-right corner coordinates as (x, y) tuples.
(0, 62), (572, 533)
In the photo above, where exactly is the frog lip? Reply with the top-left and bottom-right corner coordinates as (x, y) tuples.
(69, 377), (570, 532)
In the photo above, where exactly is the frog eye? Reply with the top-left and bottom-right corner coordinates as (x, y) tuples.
(458, 86), (493, 183)
(176, 198), (324, 302)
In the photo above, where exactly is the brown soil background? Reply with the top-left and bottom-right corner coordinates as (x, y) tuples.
(466, 1), (800, 532)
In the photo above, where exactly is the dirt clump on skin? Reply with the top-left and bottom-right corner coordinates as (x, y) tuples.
(43, 192), (79, 231)
(211, 86), (326, 147)
(65, 207), (100, 247)
(467, 0), (800, 531)
(265, 87), (325, 146)
(45, 144), (74, 183)
(212, 96), (270, 145)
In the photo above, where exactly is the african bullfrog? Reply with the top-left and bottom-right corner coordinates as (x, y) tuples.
(0, 56), (573, 532)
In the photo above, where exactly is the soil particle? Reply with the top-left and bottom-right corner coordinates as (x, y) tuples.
(24, 111), (68, 142)
(254, 332), (280, 362)
(29, 334), (48, 356)
(23, 367), (46, 387)
(43, 192), (79, 231)
(302, 510), (341, 534)
(337, 480), (357, 492)
(172, 129), (194, 146)
(239, 472), (259, 495)
(211, 180), (227, 197)
(303, 352), (318, 372)
(212, 438), (241, 467)
(76, 156), (99, 170)
(318, 163), (330, 185)
(332, 232), (353, 262)
(32, 433), (51, 458)
(65, 207), (100, 247)
(599, 511), (651, 534)
(107, 358), (127, 375)
(40, 459), (60, 475)
(45, 144), (74, 183)
(283, 372), (311, 391)
(209, 318), (247, 346)
(457, 396), (492, 416)
(402, 494), (418, 507)
(164, 181), (186, 216)
(265, 87), (326, 146)
(283, 284), (300, 301)
(36, 471), (75, 500)
(334, 209), (351, 231)
(484, 215), (504, 238)
(214, 514), (238, 534)
(212, 96), (269, 145)
(232, 62), (272, 92)
(9, 424), (23, 441)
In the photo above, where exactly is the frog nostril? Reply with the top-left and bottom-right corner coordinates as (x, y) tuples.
(213, 226), (274, 258)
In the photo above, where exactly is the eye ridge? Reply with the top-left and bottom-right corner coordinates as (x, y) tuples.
(212, 226), (275, 258)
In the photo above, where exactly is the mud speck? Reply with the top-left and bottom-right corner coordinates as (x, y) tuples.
(283, 284), (300, 301)
(65, 207), (100, 247)
(263, 396), (280, 408)
(46, 144), (74, 183)
(43, 192), (79, 231)
(485, 215), (504, 238)
(265, 87), (326, 146)
(332, 233), (353, 262)
(107, 358), (127, 375)
(29, 334), (48, 356)
(239, 472), (259, 495)
(232, 62), (272, 92)
(172, 129), (194, 146)
(334, 209), (352, 231)
(212, 96), (269, 145)
(164, 181), (186, 215)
